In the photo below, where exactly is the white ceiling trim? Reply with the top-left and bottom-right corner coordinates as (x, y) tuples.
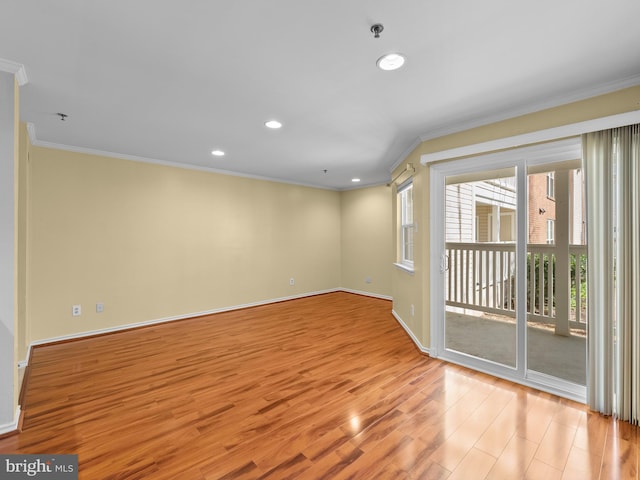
(419, 74), (640, 144)
(26, 124), (344, 191)
(420, 109), (640, 166)
(389, 137), (422, 174)
(26, 122), (37, 144)
(27, 123), (386, 192)
(0, 58), (28, 86)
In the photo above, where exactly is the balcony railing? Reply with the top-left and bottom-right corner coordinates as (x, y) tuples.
(445, 242), (587, 332)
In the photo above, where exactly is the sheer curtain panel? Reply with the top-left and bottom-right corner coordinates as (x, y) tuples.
(584, 123), (640, 424)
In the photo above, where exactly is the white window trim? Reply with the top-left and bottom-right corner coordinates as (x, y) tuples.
(398, 180), (414, 270)
(547, 172), (555, 199)
(547, 218), (555, 244)
(394, 262), (415, 274)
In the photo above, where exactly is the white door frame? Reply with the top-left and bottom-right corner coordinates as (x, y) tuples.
(429, 138), (587, 402)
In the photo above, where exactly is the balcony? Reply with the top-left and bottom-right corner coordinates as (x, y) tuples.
(445, 242), (587, 333)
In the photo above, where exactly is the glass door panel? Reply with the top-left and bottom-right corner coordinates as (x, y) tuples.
(444, 169), (517, 368)
(526, 165), (587, 385)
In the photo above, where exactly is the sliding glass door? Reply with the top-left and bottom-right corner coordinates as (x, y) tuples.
(430, 139), (587, 401)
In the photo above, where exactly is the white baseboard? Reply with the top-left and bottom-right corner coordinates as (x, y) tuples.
(27, 288), (395, 352)
(0, 406), (21, 436)
(392, 309), (430, 355)
(340, 288), (392, 301)
(29, 289), (345, 349)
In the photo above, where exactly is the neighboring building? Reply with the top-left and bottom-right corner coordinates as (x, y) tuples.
(446, 168), (585, 245)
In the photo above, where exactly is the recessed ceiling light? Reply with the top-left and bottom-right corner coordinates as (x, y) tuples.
(211, 150), (225, 157)
(352, 178), (361, 183)
(376, 53), (406, 71)
(265, 120), (283, 129)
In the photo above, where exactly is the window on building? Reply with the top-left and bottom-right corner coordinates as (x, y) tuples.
(546, 219), (555, 244)
(398, 181), (414, 267)
(546, 172), (555, 199)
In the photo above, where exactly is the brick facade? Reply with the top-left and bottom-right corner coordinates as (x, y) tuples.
(528, 173), (556, 244)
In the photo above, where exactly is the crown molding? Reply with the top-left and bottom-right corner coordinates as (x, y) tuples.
(420, 109), (640, 166)
(27, 129), (344, 191)
(388, 137), (422, 174)
(389, 75), (640, 179)
(26, 122), (37, 143)
(419, 74), (640, 143)
(0, 58), (28, 86)
(27, 130), (390, 191)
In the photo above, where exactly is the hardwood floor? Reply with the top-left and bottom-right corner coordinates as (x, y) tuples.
(1, 292), (637, 479)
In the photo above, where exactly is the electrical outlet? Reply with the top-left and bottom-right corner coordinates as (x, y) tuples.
(96, 303), (104, 313)
(410, 304), (415, 316)
(72, 305), (81, 316)
(365, 276), (372, 284)
(289, 278), (295, 286)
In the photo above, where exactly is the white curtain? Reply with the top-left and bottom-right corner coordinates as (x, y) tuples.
(584, 124), (640, 423)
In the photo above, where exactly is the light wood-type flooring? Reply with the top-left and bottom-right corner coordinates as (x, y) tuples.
(0, 292), (637, 479)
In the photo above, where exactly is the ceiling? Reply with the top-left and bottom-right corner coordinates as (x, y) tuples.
(1, 1), (640, 190)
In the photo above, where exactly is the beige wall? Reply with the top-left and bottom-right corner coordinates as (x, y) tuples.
(391, 148), (428, 346)
(340, 185), (392, 297)
(26, 147), (346, 343)
(391, 85), (640, 351)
